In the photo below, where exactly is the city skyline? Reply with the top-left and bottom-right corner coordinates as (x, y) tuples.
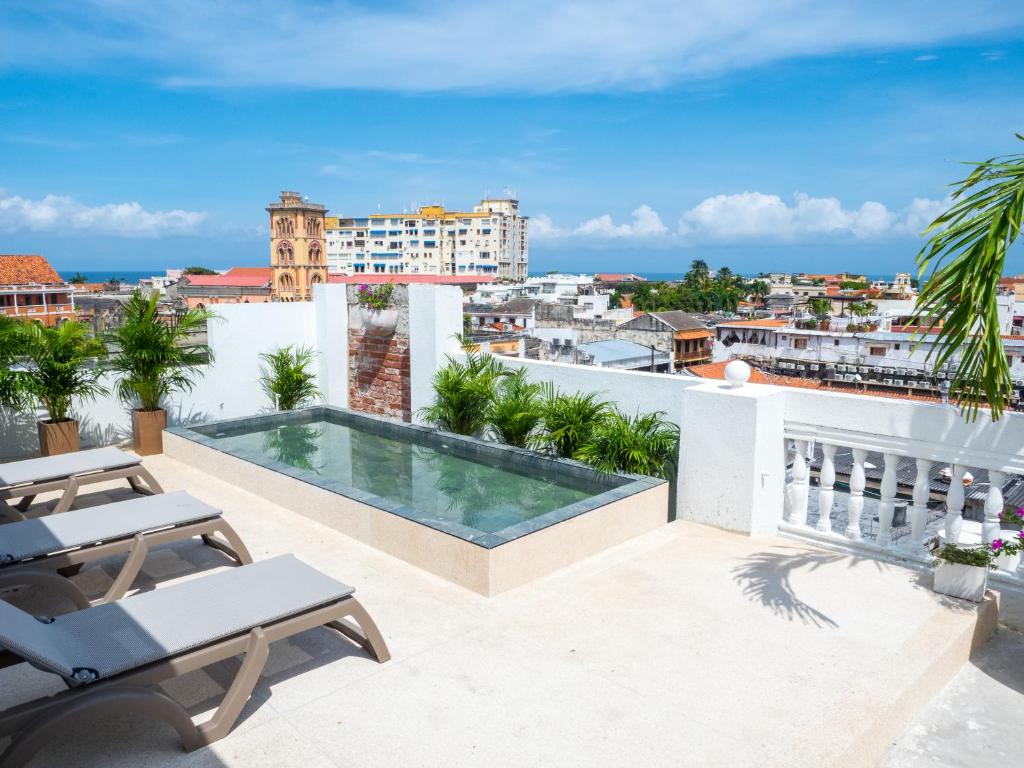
(1, 1), (1023, 274)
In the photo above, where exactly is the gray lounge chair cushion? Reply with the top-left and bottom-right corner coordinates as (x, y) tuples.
(0, 491), (220, 564)
(0, 447), (142, 489)
(0, 556), (354, 681)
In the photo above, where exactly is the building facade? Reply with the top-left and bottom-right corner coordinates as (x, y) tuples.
(268, 191), (328, 301)
(0, 254), (75, 326)
(177, 268), (274, 309)
(325, 199), (528, 279)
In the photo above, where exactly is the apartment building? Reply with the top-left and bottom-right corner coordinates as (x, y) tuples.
(324, 199), (528, 279)
(0, 254), (75, 326)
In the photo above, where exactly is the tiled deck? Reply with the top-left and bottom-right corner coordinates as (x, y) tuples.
(0, 454), (997, 767)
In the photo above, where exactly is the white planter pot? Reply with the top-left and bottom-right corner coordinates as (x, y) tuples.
(995, 530), (1022, 574)
(932, 561), (988, 602)
(359, 307), (398, 337)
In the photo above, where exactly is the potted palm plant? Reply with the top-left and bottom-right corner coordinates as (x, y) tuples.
(356, 283), (398, 336)
(14, 320), (107, 456)
(419, 350), (506, 436)
(485, 367), (544, 448)
(107, 290), (213, 455)
(534, 385), (611, 459)
(574, 408), (680, 481)
(258, 345), (321, 410)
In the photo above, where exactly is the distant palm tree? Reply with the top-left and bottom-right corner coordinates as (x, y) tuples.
(748, 280), (770, 308)
(808, 298), (833, 319)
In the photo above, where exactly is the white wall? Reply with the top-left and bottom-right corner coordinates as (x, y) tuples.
(408, 284), (464, 422)
(312, 284), (350, 407)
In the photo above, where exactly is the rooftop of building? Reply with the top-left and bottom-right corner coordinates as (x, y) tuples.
(464, 298), (539, 315)
(595, 273), (646, 282)
(639, 310), (712, 332)
(327, 274), (494, 286)
(576, 338), (672, 365)
(0, 254), (66, 286)
(179, 267), (273, 288)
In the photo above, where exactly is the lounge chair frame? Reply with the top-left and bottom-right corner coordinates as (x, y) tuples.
(0, 516), (253, 609)
(0, 595), (389, 767)
(0, 464), (164, 520)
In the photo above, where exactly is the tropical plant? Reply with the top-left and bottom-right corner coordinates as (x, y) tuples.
(574, 409), (680, 480)
(909, 133), (1024, 419)
(849, 301), (876, 320)
(15, 320), (106, 423)
(684, 259), (711, 291)
(356, 283), (395, 310)
(748, 279), (770, 307)
(183, 266), (218, 275)
(808, 298), (833, 319)
(486, 367), (544, 448)
(106, 289), (212, 412)
(0, 316), (27, 409)
(534, 385), (611, 459)
(934, 537), (1023, 568)
(258, 345), (321, 411)
(67, 272), (88, 284)
(419, 350), (507, 436)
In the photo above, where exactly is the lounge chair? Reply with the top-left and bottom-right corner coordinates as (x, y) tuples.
(0, 555), (390, 766)
(0, 447), (163, 520)
(0, 490), (252, 609)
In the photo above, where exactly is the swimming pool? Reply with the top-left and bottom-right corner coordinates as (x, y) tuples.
(165, 407), (668, 595)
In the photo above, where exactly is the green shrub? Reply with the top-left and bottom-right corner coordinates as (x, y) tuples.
(14, 320), (107, 423)
(574, 409), (679, 480)
(420, 351), (506, 436)
(486, 367), (544, 448)
(934, 544), (992, 568)
(534, 385), (611, 459)
(258, 345), (322, 411)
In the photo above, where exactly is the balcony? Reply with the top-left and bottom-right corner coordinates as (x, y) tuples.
(0, 285), (1019, 767)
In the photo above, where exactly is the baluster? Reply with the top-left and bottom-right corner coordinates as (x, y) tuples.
(816, 443), (837, 533)
(983, 470), (1006, 544)
(876, 453), (899, 547)
(944, 465), (967, 544)
(907, 458), (933, 553)
(846, 448), (868, 541)
(788, 440), (810, 526)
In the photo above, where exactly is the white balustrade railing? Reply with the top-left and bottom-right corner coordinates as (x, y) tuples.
(780, 424), (1023, 582)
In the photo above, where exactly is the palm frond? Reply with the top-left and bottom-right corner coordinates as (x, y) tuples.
(258, 345), (322, 410)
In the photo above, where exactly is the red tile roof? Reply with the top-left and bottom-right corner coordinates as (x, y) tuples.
(182, 267), (273, 287)
(0, 255), (65, 286)
(327, 274), (494, 285)
(596, 273), (646, 282)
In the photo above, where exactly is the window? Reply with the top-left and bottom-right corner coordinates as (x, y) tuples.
(793, 338), (807, 350)
(833, 339), (840, 346)
(894, 343), (901, 350)
(869, 346), (887, 356)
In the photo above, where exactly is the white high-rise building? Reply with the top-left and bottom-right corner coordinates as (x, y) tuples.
(324, 199), (528, 279)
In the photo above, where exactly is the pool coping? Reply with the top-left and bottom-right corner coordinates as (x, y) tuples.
(166, 406), (665, 550)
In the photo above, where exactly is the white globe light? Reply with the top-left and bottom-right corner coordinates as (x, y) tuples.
(724, 360), (752, 388)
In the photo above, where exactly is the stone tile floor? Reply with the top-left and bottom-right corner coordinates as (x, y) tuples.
(882, 628), (1024, 768)
(0, 454), (1004, 767)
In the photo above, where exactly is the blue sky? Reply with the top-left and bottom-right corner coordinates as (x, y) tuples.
(1, 1), (1023, 275)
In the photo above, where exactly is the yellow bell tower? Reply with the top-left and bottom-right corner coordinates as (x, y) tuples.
(267, 191), (328, 301)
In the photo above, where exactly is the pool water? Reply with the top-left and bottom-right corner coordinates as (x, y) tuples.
(206, 419), (599, 534)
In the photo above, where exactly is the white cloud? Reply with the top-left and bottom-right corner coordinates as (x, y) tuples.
(534, 192), (950, 246)
(914, 54), (938, 61)
(2, 1), (1020, 92)
(0, 192), (207, 238)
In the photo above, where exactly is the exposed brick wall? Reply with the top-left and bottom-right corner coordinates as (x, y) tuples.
(346, 284), (412, 421)
(348, 331), (411, 420)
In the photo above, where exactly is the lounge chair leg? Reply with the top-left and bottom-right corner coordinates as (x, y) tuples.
(328, 599), (391, 663)
(0, 498), (27, 523)
(0, 568), (91, 611)
(51, 477), (80, 515)
(129, 468), (164, 496)
(100, 534), (149, 604)
(201, 522), (254, 566)
(195, 628), (269, 747)
(14, 495), (35, 514)
(0, 686), (203, 768)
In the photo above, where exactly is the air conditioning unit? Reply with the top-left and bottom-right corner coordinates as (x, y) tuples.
(894, 379), (904, 386)
(937, 372), (946, 379)
(844, 373), (856, 382)
(884, 378), (893, 385)
(873, 366), (882, 373)
(810, 364), (819, 371)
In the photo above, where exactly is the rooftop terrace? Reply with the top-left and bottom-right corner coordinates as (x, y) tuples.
(0, 454), (1005, 767)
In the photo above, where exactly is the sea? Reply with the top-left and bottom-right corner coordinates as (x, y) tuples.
(59, 270), (157, 285)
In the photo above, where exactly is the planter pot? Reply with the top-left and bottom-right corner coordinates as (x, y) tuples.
(359, 307), (399, 337)
(932, 560), (988, 602)
(37, 419), (79, 457)
(132, 408), (167, 456)
(995, 530), (1022, 574)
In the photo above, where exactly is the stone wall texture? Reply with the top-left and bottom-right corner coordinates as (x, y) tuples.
(347, 284), (412, 421)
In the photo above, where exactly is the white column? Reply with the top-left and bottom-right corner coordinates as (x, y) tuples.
(846, 448), (868, 541)
(788, 439), (810, 526)
(907, 458), (933, 552)
(982, 470), (1006, 544)
(816, 443), (837, 533)
(876, 453), (899, 547)
(944, 464), (967, 544)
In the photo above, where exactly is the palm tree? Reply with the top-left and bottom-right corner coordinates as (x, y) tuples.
(534, 385), (611, 459)
(106, 289), (213, 412)
(748, 280), (770, 308)
(909, 133), (1024, 419)
(685, 259), (711, 291)
(16, 320), (106, 424)
(808, 298), (833, 319)
(419, 350), (506, 436)
(573, 409), (679, 480)
(849, 301), (875, 321)
(486, 367), (544, 447)
(0, 316), (27, 410)
(258, 345), (321, 410)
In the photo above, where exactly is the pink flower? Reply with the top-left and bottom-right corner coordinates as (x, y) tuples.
(1018, 530), (1024, 540)
(991, 539), (1005, 551)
